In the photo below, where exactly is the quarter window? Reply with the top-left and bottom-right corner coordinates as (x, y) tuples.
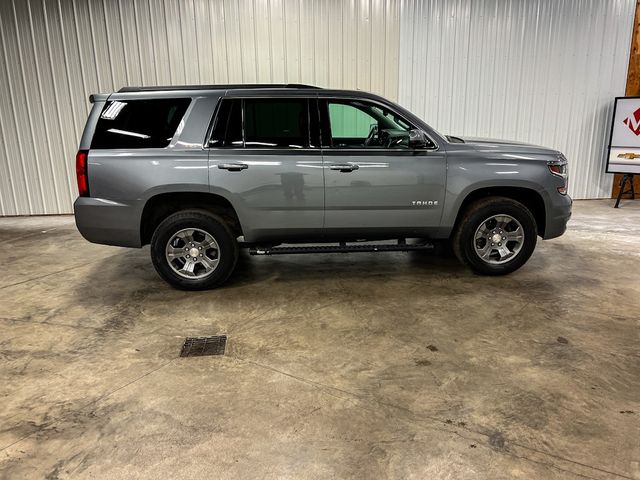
(91, 98), (190, 149)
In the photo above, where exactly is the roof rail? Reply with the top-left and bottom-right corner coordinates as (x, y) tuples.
(117, 83), (321, 93)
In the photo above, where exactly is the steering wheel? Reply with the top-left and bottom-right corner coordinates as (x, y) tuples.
(363, 124), (379, 147)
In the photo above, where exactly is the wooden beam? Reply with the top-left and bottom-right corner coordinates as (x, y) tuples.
(612, 0), (640, 198)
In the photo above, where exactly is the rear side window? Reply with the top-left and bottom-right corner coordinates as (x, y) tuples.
(209, 98), (310, 149)
(91, 98), (191, 149)
(209, 99), (242, 147)
(245, 99), (308, 148)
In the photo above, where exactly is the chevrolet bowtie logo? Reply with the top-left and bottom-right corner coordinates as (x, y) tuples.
(617, 153), (640, 159)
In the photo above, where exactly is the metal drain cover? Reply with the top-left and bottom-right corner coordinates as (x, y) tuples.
(180, 335), (227, 357)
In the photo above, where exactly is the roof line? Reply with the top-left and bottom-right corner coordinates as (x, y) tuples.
(118, 83), (321, 93)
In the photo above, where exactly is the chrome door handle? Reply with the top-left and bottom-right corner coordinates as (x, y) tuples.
(218, 163), (248, 172)
(329, 163), (359, 173)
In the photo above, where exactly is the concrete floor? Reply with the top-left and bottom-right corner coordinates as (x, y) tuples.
(0, 199), (639, 480)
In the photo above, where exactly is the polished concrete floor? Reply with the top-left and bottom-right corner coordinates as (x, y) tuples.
(0, 199), (639, 480)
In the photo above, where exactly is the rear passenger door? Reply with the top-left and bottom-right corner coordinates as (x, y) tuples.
(207, 96), (324, 242)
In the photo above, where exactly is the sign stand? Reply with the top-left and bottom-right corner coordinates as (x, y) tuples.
(606, 96), (640, 207)
(614, 173), (636, 208)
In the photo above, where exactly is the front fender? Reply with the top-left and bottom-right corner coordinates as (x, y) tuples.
(441, 155), (556, 229)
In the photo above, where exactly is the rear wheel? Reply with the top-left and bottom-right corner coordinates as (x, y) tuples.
(150, 210), (239, 290)
(452, 197), (537, 275)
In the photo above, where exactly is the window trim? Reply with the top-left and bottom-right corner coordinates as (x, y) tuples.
(318, 96), (440, 153)
(205, 95), (439, 153)
(204, 98), (223, 148)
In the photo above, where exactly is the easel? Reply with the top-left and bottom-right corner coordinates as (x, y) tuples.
(614, 173), (636, 208)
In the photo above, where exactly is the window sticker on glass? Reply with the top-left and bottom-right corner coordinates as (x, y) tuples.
(101, 101), (127, 120)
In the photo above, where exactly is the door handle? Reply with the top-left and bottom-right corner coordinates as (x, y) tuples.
(329, 163), (359, 173)
(218, 163), (248, 172)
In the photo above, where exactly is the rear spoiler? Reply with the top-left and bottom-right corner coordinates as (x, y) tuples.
(89, 93), (110, 103)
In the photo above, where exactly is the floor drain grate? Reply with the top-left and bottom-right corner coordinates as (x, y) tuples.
(180, 335), (227, 357)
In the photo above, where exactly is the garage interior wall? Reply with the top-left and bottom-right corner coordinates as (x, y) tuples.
(0, 0), (635, 215)
(399, 0), (636, 200)
(0, 0), (401, 216)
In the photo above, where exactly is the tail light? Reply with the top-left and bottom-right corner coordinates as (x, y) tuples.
(547, 156), (568, 195)
(76, 150), (89, 197)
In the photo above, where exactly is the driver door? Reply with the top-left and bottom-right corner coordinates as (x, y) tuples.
(320, 98), (446, 233)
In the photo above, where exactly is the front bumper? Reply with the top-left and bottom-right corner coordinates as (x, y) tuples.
(74, 197), (142, 248)
(543, 194), (572, 240)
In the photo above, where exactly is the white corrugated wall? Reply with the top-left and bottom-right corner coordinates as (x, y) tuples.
(0, 0), (635, 215)
(0, 0), (400, 215)
(399, 0), (636, 199)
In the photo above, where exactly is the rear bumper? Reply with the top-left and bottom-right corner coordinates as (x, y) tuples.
(74, 197), (141, 248)
(543, 194), (572, 240)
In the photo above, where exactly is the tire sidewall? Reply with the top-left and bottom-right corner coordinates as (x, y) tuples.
(150, 211), (238, 290)
(457, 199), (537, 275)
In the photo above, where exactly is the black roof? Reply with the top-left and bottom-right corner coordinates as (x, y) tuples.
(118, 83), (321, 93)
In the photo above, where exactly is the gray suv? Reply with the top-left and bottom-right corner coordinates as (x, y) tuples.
(74, 84), (571, 290)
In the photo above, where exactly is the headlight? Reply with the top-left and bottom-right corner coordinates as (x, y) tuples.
(547, 155), (568, 194)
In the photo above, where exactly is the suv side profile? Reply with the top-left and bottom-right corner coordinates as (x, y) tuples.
(74, 84), (571, 290)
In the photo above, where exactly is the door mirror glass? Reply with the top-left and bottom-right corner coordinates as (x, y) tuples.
(409, 129), (430, 149)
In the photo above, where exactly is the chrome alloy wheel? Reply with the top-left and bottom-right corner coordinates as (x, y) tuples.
(473, 214), (525, 265)
(165, 228), (220, 279)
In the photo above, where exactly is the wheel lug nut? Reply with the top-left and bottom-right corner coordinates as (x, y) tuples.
(502, 236), (506, 240)
(498, 243), (502, 246)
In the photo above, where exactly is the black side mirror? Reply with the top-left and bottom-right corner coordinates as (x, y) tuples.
(409, 129), (429, 149)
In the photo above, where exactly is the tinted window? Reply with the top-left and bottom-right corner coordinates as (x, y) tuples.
(309, 99), (321, 148)
(325, 99), (412, 149)
(244, 99), (309, 148)
(209, 98), (311, 149)
(329, 103), (376, 138)
(92, 98), (190, 149)
(209, 99), (242, 147)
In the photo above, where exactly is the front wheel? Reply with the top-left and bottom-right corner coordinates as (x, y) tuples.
(150, 210), (239, 290)
(452, 197), (537, 275)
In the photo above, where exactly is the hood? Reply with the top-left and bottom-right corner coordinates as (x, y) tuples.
(453, 136), (562, 157)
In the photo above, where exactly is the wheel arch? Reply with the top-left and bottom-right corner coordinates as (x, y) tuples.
(452, 186), (547, 237)
(140, 192), (243, 246)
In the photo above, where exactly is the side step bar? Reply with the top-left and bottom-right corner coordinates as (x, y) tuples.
(249, 241), (435, 256)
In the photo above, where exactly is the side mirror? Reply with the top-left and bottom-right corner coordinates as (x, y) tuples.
(409, 129), (429, 149)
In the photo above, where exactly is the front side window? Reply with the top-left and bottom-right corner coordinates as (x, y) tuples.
(209, 98), (310, 149)
(323, 99), (414, 149)
(92, 98), (191, 149)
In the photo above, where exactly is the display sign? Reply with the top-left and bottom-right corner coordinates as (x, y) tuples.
(607, 96), (640, 174)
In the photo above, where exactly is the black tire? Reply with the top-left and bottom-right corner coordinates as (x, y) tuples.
(150, 210), (239, 290)
(452, 196), (537, 276)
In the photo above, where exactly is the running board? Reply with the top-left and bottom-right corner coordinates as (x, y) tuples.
(249, 241), (435, 256)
